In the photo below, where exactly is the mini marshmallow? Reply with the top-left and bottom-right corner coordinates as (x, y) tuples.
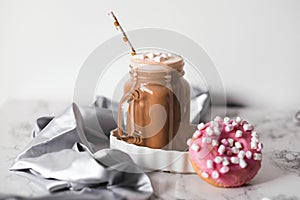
(236, 116), (242, 123)
(243, 124), (253, 131)
(186, 138), (192, 146)
(225, 125), (234, 132)
(214, 116), (222, 121)
(201, 171), (209, 178)
(197, 123), (205, 130)
(212, 170), (219, 179)
(146, 53), (154, 59)
(251, 141), (258, 149)
(220, 166), (230, 174)
(231, 147), (240, 154)
(206, 127), (214, 136)
(235, 142), (242, 149)
(212, 139), (219, 147)
(161, 53), (168, 58)
(191, 144), (200, 152)
(230, 157), (239, 164)
(246, 151), (252, 159)
(218, 145), (226, 155)
(239, 159), (247, 168)
(202, 137), (212, 144)
(210, 121), (219, 128)
(251, 131), (258, 137)
(153, 52), (161, 56)
(153, 56), (164, 62)
(226, 149), (233, 156)
(224, 117), (231, 125)
(222, 157), (230, 166)
(251, 136), (259, 143)
(221, 139), (228, 146)
(214, 156), (223, 164)
(253, 153), (262, 160)
(235, 130), (243, 138)
(213, 127), (221, 135)
(167, 53), (173, 57)
(257, 142), (263, 151)
(207, 160), (213, 169)
(232, 122), (238, 127)
(227, 138), (234, 147)
(132, 54), (145, 60)
(238, 150), (245, 159)
(193, 130), (202, 138)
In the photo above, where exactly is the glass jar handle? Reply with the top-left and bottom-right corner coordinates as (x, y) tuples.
(118, 89), (142, 145)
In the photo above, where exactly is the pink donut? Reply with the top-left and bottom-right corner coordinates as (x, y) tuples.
(188, 116), (263, 187)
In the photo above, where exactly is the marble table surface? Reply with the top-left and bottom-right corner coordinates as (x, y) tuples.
(0, 99), (300, 200)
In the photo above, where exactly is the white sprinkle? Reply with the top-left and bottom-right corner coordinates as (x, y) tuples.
(202, 137), (212, 144)
(207, 160), (213, 169)
(221, 139), (228, 146)
(236, 116), (242, 123)
(227, 138), (234, 147)
(153, 52), (161, 56)
(212, 170), (219, 179)
(206, 127), (214, 136)
(230, 157), (239, 164)
(243, 124), (253, 131)
(239, 159), (247, 168)
(214, 116), (222, 121)
(235, 130), (243, 138)
(246, 151), (252, 159)
(214, 156), (223, 164)
(251, 141), (258, 149)
(146, 53), (154, 59)
(197, 123), (205, 130)
(186, 138), (192, 146)
(235, 142), (242, 149)
(224, 117), (231, 125)
(212, 139), (219, 147)
(193, 130), (202, 138)
(253, 153), (262, 160)
(191, 144), (200, 151)
(231, 147), (240, 154)
(218, 145), (226, 155)
(238, 150), (245, 159)
(201, 171), (209, 178)
(225, 125), (234, 132)
(220, 166), (229, 174)
(251, 131), (258, 137)
(213, 127), (221, 135)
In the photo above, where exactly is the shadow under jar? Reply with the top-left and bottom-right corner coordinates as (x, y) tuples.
(118, 52), (190, 150)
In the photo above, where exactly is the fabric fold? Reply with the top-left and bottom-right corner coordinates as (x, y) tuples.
(10, 103), (153, 200)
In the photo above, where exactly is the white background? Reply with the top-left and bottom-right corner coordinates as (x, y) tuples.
(0, 0), (299, 108)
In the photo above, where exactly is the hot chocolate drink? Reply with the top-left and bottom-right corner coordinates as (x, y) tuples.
(118, 52), (191, 149)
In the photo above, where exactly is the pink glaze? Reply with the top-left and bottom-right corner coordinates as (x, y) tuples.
(188, 116), (262, 187)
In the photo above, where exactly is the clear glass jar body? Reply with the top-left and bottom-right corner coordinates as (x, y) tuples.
(118, 64), (190, 149)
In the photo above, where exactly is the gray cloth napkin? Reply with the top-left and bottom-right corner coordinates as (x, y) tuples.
(9, 89), (209, 200)
(10, 103), (153, 200)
